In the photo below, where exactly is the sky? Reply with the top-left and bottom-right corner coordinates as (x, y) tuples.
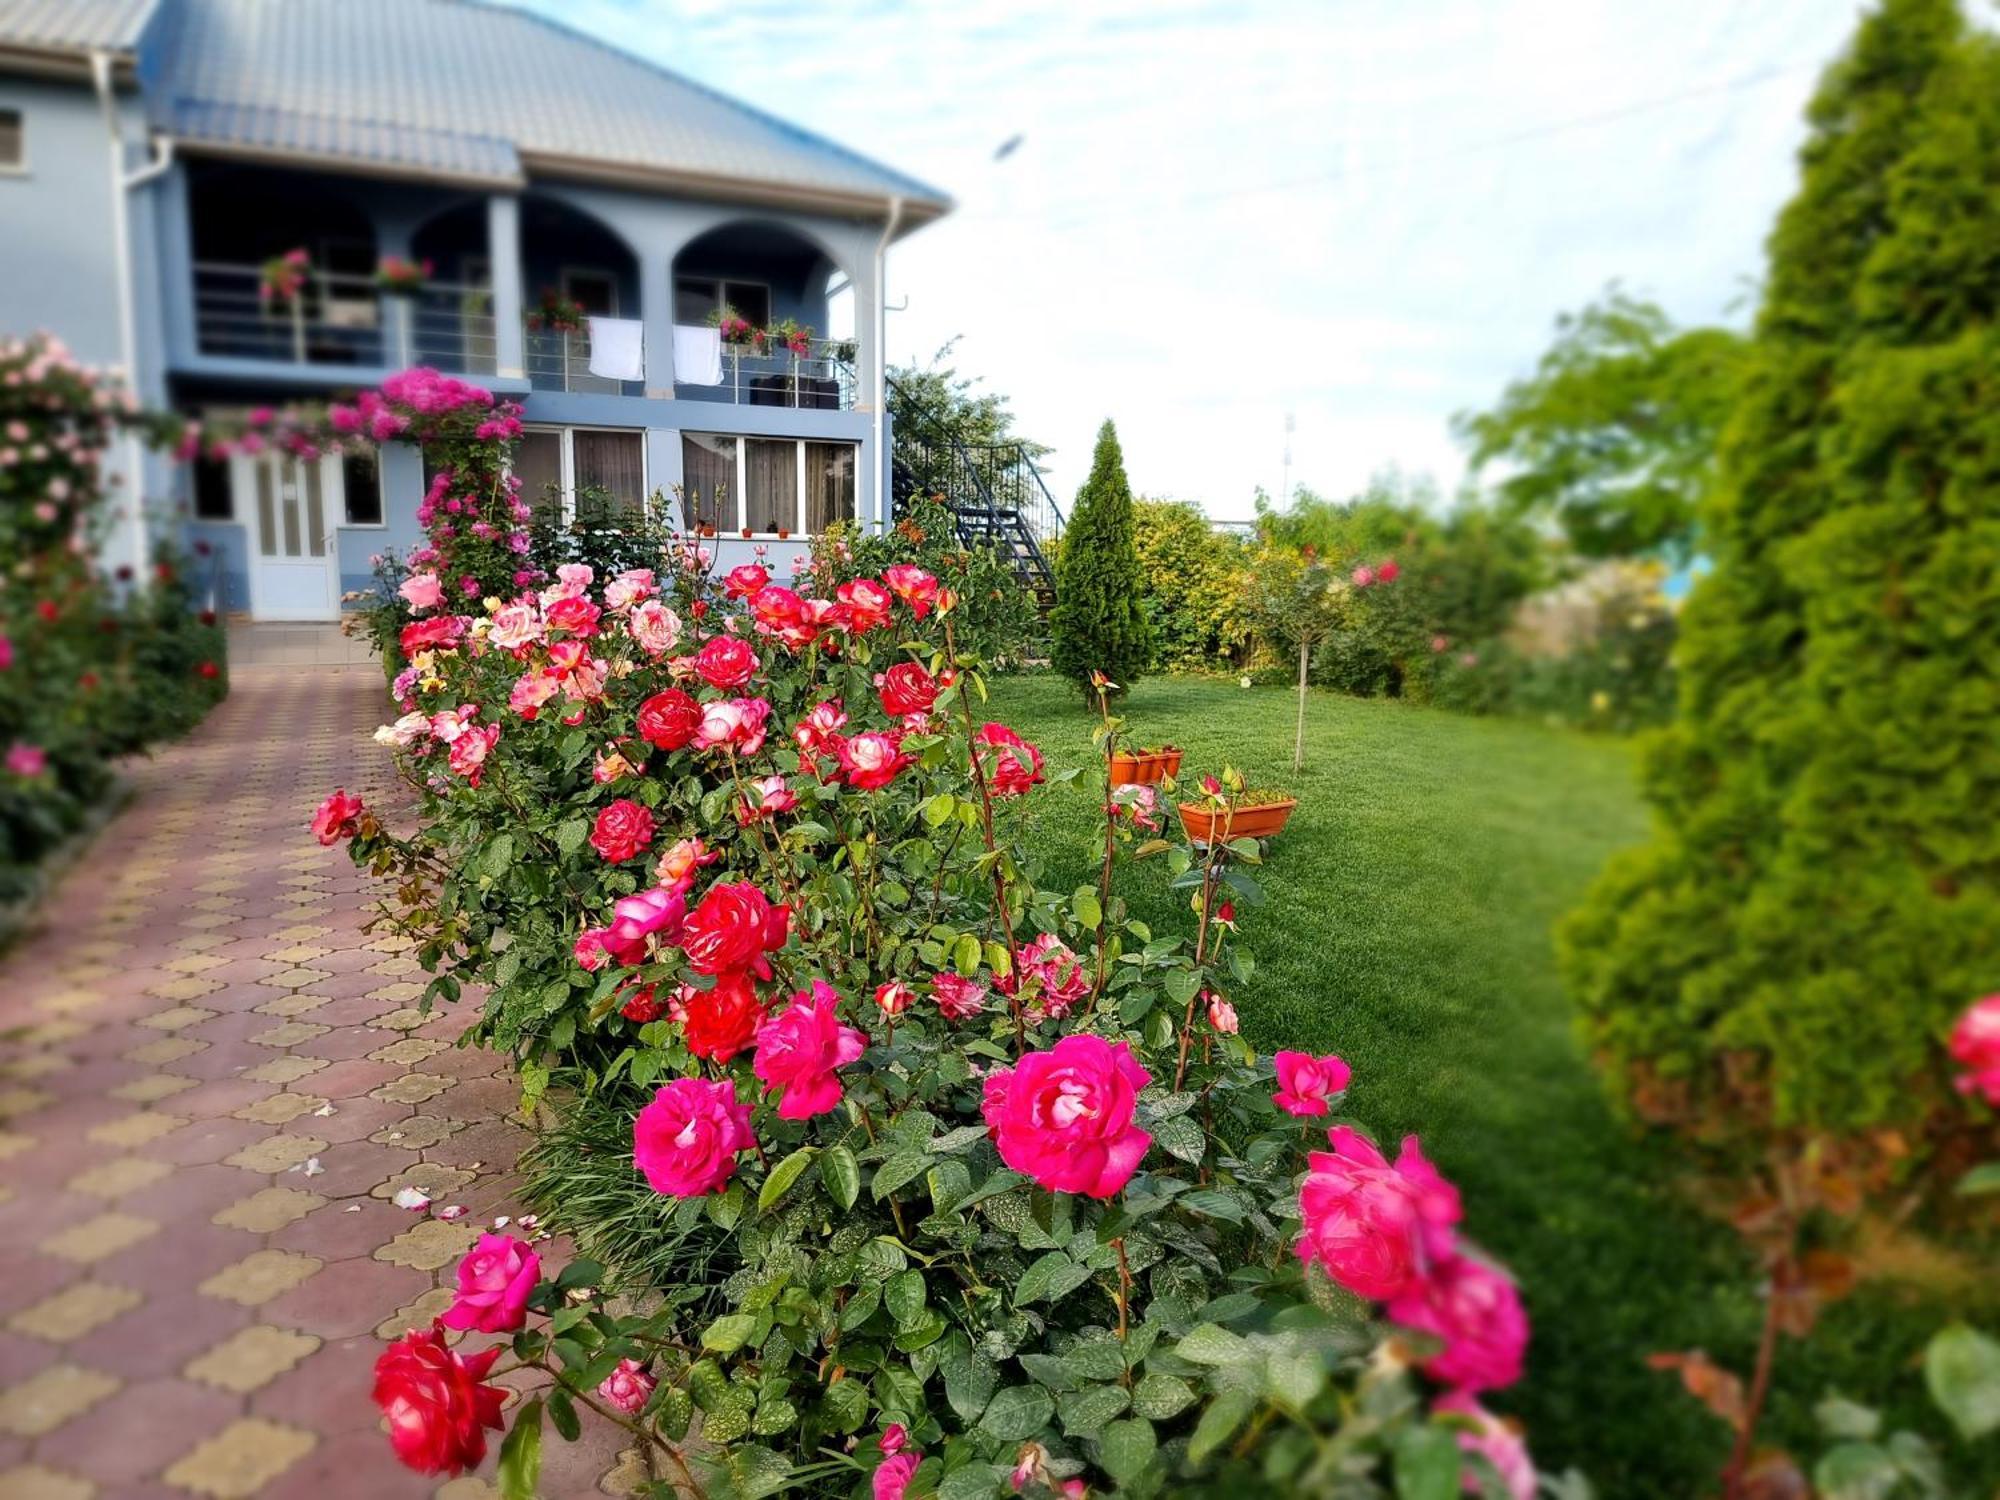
(517, 0), (1864, 518)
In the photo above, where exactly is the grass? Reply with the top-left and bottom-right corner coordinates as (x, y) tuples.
(992, 672), (1990, 1494)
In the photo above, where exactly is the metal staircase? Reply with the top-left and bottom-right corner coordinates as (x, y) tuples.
(887, 376), (1064, 606)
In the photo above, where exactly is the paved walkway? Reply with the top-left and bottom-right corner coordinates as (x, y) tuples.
(0, 668), (637, 1499)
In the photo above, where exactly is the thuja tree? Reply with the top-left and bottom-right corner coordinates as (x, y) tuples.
(1050, 421), (1152, 697)
(315, 380), (1552, 1496)
(1561, 0), (2000, 1147)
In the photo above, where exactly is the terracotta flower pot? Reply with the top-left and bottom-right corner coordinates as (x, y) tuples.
(1176, 798), (1297, 844)
(1109, 750), (1148, 787)
(699, 525), (715, 538)
(1157, 747), (1184, 780)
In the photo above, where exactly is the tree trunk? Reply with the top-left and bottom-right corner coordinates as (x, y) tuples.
(1294, 639), (1308, 773)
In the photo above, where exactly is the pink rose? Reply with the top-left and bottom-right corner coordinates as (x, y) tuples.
(604, 568), (655, 610)
(692, 697), (772, 756)
(995, 933), (1091, 1019)
(1388, 1249), (1528, 1392)
(753, 981), (866, 1119)
(837, 578), (894, 632)
(873, 979), (914, 1016)
(311, 788), (363, 844)
(1273, 1051), (1352, 1116)
(440, 1233), (539, 1333)
(878, 1423), (909, 1456)
(1433, 1391), (1536, 1499)
(601, 885), (687, 967)
(1950, 994), (2000, 1106)
(597, 1358), (656, 1416)
(628, 599), (681, 656)
(981, 1034), (1152, 1198)
(931, 971), (986, 1021)
(695, 634), (758, 689)
(1207, 993), (1239, 1034)
(738, 774), (798, 823)
(1351, 565), (1375, 588)
(974, 722), (1044, 798)
(838, 731), (910, 791)
(873, 1452), (920, 1500)
(724, 563), (769, 599)
(1297, 1127), (1459, 1300)
(633, 1077), (755, 1197)
(883, 564), (939, 619)
(488, 601), (543, 650)
(399, 571), (444, 611)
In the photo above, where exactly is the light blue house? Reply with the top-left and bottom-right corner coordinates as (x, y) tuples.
(0, 0), (955, 619)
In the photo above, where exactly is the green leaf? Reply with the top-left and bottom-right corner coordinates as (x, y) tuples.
(1058, 1384), (1130, 1438)
(873, 1152), (934, 1201)
(482, 833), (515, 879)
(702, 1313), (759, 1353)
(758, 1147), (816, 1212)
(979, 1385), (1054, 1441)
(922, 793), (957, 827)
(547, 1388), (581, 1442)
(1956, 1163), (2000, 1196)
(1178, 1188), (1246, 1222)
(1926, 1323), (2000, 1440)
(1174, 1323), (1249, 1366)
(885, 1269), (928, 1328)
(1812, 1444), (1901, 1500)
(1153, 1114), (1205, 1165)
(1187, 1389), (1255, 1464)
(943, 1350), (999, 1422)
(1073, 888), (1104, 929)
(497, 1394), (543, 1500)
(1394, 1424), (1462, 1500)
(953, 932), (982, 976)
(938, 1465), (1008, 1500)
(553, 818), (588, 855)
(1131, 1372), (1197, 1420)
(1098, 1417), (1157, 1483)
(820, 1145), (861, 1211)
(1814, 1394), (1881, 1441)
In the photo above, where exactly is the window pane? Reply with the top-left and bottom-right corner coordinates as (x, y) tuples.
(192, 457), (232, 520)
(304, 461), (326, 555)
(679, 433), (734, 530)
(573, 430), (644, 517)
(744, 439), (796, 534)
(804, 443), (856, 533)
(675, 278), (717, 324)
(726, 283), (771, 327)
(342, 450), (383, 524)
(565, 272), (617, 316)
(514, 429), (565, 521)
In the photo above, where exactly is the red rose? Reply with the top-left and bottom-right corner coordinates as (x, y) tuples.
(874, 662), (940, 718)
(400, 615), (466, 656)
(196, 661), (219, 679)
(636, 689), (700, 750)
(836, 578), (894, 633)
(724, 563), (769, 599)
(883, 565), (940, 619)
(838, 731), (910, 791)
(974, 722), (1045, 798)
(312, 788), (365, 846)
(619, 981), (663, 1023)
(371, 1323), (506, 1476)
(1376, 558), (1400, 583)
(749, 586), (816, 650)
(695, 634), (758, 689)
(589, 798), (655, 864)
(680, 880), (791, 978)
(545, 594), (601, 637)
(199, 609), (218, 626)
(36, 600), (59, 622)
(681, 970), (767, 1062)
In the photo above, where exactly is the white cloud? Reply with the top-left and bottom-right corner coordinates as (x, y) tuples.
(516, 0), (1859, 512)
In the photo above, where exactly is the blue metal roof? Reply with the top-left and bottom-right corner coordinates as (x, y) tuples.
(0, 0), (946, 217)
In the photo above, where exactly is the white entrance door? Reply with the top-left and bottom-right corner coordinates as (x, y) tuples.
(239, 452), (342, 620)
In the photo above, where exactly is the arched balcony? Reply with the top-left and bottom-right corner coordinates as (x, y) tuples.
(670, 220), (856, 410)
(520, 194), (643, 395)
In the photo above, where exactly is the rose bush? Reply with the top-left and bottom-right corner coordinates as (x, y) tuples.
(314, 370), (1550, 1497)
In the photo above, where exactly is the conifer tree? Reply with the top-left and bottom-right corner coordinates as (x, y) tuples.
(1050, 421), (1153, 695)
(1560, 0), (2000, 1139)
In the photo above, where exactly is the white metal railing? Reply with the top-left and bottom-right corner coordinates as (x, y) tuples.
(191, 262), (497, 374)
(523, 328), (857, 407)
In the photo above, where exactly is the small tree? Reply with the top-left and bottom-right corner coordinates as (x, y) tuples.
(1050, 419), (1153, 695)
(1246, 547), (1345, 772)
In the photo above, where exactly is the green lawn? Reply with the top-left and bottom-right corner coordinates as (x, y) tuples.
(992, 673), (1976, 1493)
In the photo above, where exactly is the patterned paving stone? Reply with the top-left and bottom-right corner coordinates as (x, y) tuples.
(0, 1365), (121, 1438)
(370, 1073), (453, 1105)
(231, 1093), (327, 1126)
(211, 1186), (325, 1233)
(369, 1036), (451, 1066)
(85, 1113), (186, 1149)
(163, 1417), (317, 1497)
(182, 1326), (321, 1394)
(374, 1218), (479, 1272)
(222, 1134), (327, 1174)
(6, 1283), (144, 1344)
(108, 1075), (198, 1105)
(39, 1213), (159, 1265)
(0, 1462), (98, 1498)
(197, 1249), (322, 1306)
(68, 1158), (174, 1198)
(124, 1037), (208, 1066)
(370, 1114), (463, 1150)
(241, 1055), (330, 1085)
(135, 1005), (216, 1032)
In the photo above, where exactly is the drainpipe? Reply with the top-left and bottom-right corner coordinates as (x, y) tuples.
(870, 195), (904, 535)
(90, 49), (176, 577)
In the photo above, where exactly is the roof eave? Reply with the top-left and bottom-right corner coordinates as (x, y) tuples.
(518, 149), (952, 231)
(0, 40), (139, 84)
(173, 137), (525, 192)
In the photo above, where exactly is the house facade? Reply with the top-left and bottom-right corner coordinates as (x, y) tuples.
(0, 0), (948, 620)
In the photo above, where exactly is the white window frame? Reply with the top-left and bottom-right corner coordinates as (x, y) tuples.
(684, 432), (857, 538)
(0, 107), (25, 175)
(517, 424), (648, 525)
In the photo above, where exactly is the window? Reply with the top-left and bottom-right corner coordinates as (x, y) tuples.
(341, 449), (383, 525)
(191, 456), (232, 520)
(680, 434), (859, 535)
(673, 277), (770, 328)
(515, 426), (647, 524)
(563, 270), (619, 317)
(0, 109), (22, 172)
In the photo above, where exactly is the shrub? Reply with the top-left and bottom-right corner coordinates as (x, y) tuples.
(1050, 421), (1153, 696)
(1130, 500), (1252, 672)
(1559, 0), (2000, 1144)
(318, 388), (1553, 1495)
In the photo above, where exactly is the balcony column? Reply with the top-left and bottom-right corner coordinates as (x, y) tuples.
(488, 194), (525, 380)
(643, 253), (677, 399)
(375, 217), (415, 370)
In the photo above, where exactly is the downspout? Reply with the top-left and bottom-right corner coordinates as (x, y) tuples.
(90, 49), (175, 575)
(870, 195), (904, 535)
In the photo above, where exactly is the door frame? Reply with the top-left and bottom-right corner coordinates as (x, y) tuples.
(236, 450), (344, 622)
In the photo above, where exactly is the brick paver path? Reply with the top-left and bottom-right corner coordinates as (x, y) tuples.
(0, 668), (640, 1498)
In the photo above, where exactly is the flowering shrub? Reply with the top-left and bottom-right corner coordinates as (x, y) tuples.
(322, 405), (1549, 1495)
(0, 334), (227, 911)
(526, 288), (588, 335)
(375, 255), (435, 296)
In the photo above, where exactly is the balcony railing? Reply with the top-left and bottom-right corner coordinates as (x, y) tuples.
(191, 263), (498, 375)
(524, 328), (858, 408)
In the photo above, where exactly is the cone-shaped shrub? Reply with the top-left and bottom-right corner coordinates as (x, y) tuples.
(1050, 420), (1153, 695)
(1559, 0), (2000, 1141)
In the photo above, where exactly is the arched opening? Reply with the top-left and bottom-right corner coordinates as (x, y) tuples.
(670, 220), (852, 409)
(188, 164), (381, 364)
(520, 193), (642, 393)
(408, 199), (496, 374)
